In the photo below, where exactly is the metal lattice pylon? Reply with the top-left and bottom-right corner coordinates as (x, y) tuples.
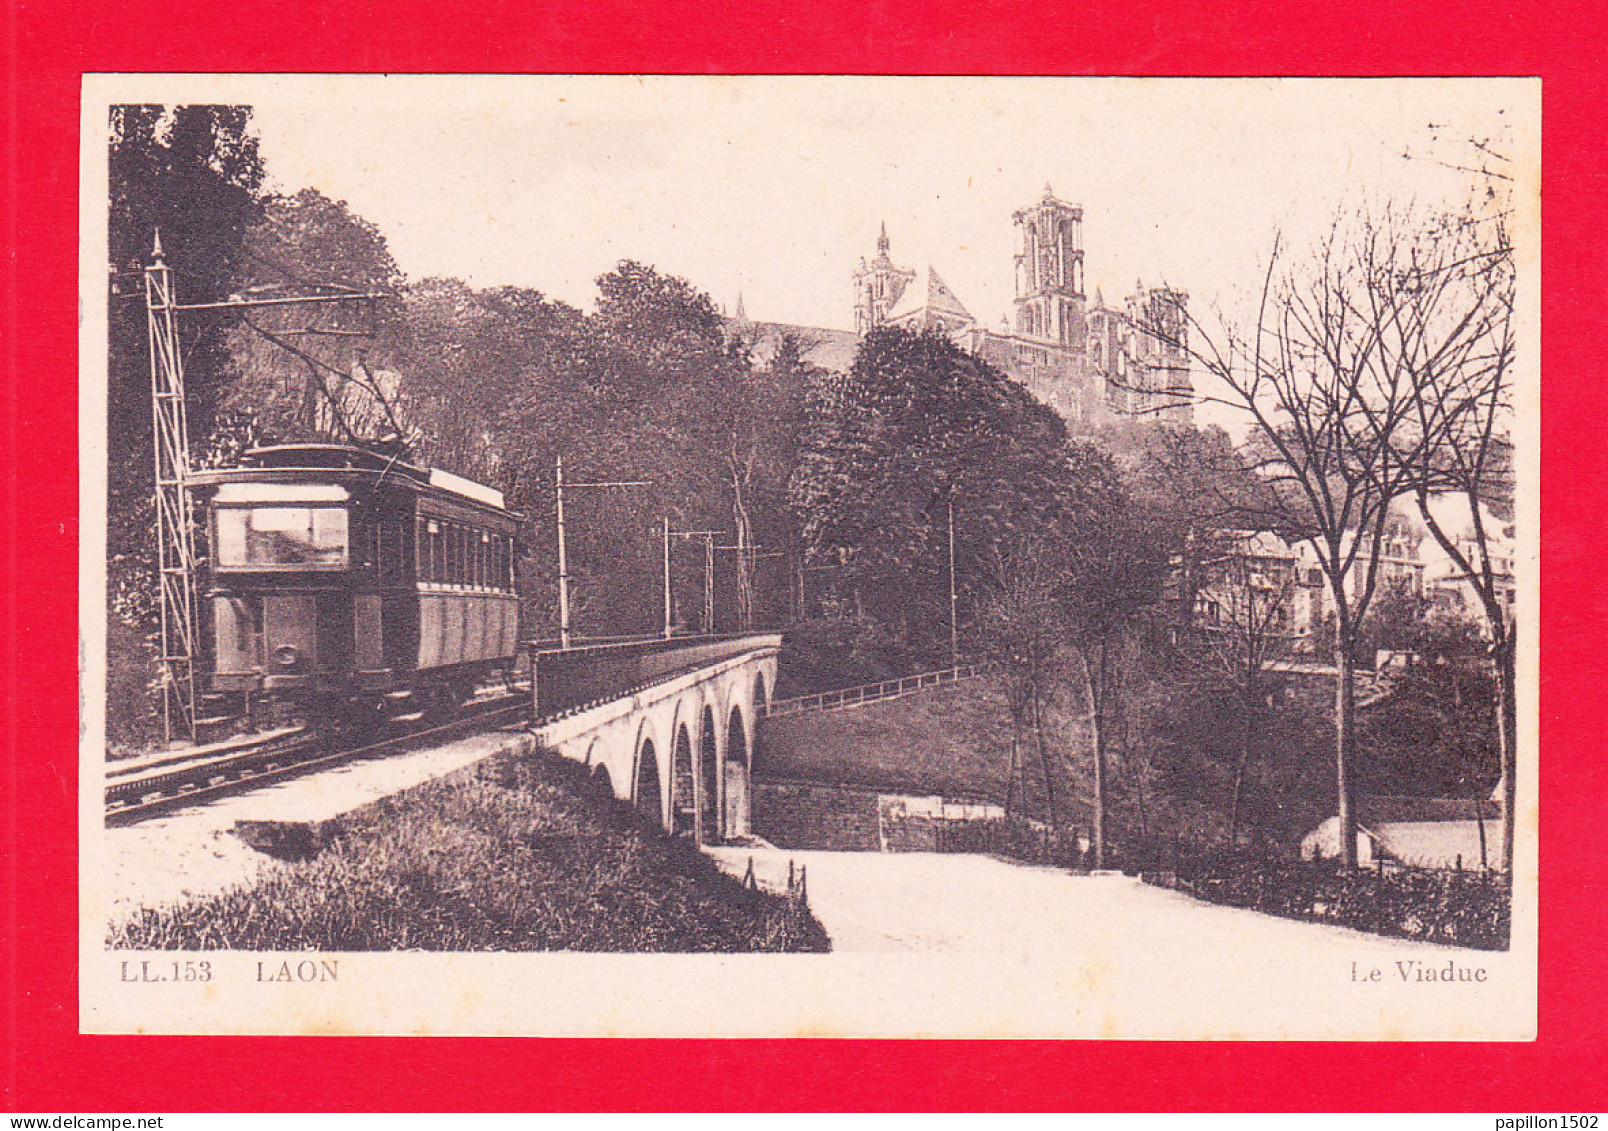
(145, 232), (199, 742)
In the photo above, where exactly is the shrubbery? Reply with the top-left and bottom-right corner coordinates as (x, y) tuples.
(1136, 843), (1510, 951)
(934, 818), (1087, 870)
(110, 747), (830, 953)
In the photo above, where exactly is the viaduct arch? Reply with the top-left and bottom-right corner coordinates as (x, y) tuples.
(532, 635), (780, 844)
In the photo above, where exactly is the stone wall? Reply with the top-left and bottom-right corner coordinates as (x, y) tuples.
(752, 778), (882, 851)
(753, 777), (1012, 853)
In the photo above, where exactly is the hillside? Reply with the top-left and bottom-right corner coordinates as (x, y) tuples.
(756, 674), (1092, 823)
(110, 747), (829, 953)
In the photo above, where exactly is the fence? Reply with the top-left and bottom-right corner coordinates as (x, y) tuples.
(765, 662), (998, 719)
(1136, 839), (1511, 951)
(931, 817), (1087, 868)
(735, 853), (823, 951)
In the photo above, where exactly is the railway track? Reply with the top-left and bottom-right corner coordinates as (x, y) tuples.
(104, 692), (530, 826)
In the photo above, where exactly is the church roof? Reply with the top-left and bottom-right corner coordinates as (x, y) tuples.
(729, 318), (862, 373)
(883, 265), (975, 328)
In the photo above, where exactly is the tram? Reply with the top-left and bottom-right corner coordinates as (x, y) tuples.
(187, 444), (521, 721)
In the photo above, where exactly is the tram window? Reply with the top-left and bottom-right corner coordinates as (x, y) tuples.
(477, 531), (490, 588)
(216, 507), (348, 568)
(421, 518), (444, 583)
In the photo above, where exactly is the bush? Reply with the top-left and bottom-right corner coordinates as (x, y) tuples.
(1138, 842), (1510, 951)
(106, 617), (164, 752)
(110, 747), (831, 953)
(936, 818), (1087, 869)
(773, 616), (919, 699)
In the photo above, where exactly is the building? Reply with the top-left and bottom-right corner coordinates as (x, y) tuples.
(860, 187), (1194, 427)
(1183, 529), (1324, 654)
(1420, 508), (1517, 635)
(740, 186), (1195, 429)
(1285, 508), (1432, 638)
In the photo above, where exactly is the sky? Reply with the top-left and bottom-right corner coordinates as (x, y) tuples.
(185, 75), (1534, 334)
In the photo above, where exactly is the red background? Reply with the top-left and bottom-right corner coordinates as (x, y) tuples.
(5, 0), (1605, 1111)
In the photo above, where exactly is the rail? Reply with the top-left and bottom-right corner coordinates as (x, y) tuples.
(764, 662), (997, 719)
(105, 691), (529, 826)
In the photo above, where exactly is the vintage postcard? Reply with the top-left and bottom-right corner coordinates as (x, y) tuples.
(79, 73), (1539, 1038)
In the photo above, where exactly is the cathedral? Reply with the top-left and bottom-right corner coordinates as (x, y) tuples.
(851, 185), (1194, 427)
(734, 185), (1193, 428)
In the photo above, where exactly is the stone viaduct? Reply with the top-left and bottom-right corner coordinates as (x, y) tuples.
(531, 634), (781, 844)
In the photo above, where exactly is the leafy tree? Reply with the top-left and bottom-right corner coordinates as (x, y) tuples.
(1146, 672), (1337, 846)
(1052, 440), (1172, 864)
(973, 535), (1078, 830)
(791, 326), (1078, 665)
(107, 105), (264, 629)
(401, 279), (583, 485)
(106, 105), (263, 745)
(219, 188), (407, 453)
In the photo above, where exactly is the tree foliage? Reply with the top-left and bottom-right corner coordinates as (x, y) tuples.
(108, 105), (265, 627)
(218, 188), (407, 455)
(791, 326), (1086, 663)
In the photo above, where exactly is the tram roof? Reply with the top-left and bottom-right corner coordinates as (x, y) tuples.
(242, 443), (424, 474)
(194, 443), (512, 514)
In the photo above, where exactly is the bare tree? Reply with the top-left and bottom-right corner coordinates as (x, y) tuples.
(1179, 531), (1304, 845)
(1392, 160), (1517, 871)
(1135, 209), (1491, 868)
(977, 534), (1071, 833)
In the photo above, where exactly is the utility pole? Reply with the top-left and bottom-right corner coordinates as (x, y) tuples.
(948, 498), (959, 667)
(663, 517), (673, 639)
(552, 455), (651, 648)
(665, 526), (726, 636)
(555, 455), (569, 647)
(146, 232), (199, 743)
(704, 534), (716, 632)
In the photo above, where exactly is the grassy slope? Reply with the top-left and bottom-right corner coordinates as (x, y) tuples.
(110, 748), (830, 952)
(757, 674), (1090, 818)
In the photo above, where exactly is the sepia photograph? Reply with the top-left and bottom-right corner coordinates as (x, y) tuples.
(78, 74), (1539, 1038)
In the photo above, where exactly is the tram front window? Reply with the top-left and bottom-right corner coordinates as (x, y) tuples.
(216, 506), (349, 567)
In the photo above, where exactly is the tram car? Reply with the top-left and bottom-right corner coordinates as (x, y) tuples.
(188, 444), (521, 721)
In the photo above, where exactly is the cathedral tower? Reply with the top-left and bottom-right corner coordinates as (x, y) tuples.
(1012, 185), (1086, 346)
(853, 222), (917, 335)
